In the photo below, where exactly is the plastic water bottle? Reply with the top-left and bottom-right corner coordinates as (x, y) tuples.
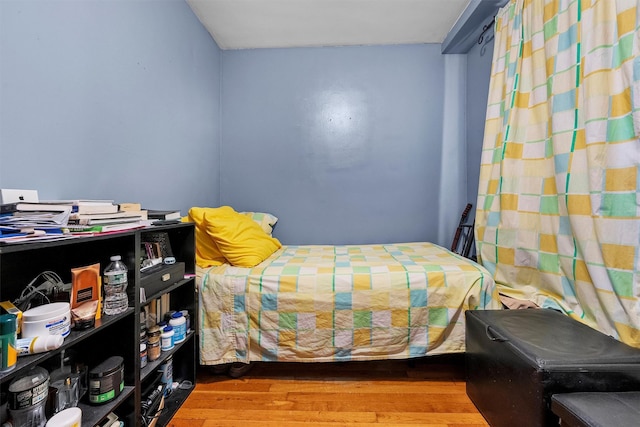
(103, 255), (129, 315)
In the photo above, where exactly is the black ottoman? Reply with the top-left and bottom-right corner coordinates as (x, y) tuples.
(551, 392), (640, 427)
(465, 309), (640, 427)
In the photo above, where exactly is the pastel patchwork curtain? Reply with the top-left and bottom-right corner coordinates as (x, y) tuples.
(476, 0), (640, 346)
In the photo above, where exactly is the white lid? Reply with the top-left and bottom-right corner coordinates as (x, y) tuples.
(23, 303), (70, 322)
(110, 255), (121, 261)
(45, 407), (82, 426)
(41, 335), (64, 350)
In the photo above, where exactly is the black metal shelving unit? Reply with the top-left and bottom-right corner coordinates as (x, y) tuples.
(0, 222), (196, 426)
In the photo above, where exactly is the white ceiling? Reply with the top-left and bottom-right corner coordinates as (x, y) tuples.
(186, 0), (472, 50)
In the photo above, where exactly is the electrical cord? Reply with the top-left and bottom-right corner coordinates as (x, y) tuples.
(13, 270), (65, 311)
(141, 412), (161, 427)
(140, 400), (164, 427)
(140, 382), (166, 427)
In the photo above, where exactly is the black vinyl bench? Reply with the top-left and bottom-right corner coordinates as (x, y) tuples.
(551, 391), (640, 427)
(465, 309), (640, 427)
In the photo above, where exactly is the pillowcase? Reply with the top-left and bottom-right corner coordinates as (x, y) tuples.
(204, 208), (282, 267)
(184, 206), (231, 268)
(241, 211), (278, 236)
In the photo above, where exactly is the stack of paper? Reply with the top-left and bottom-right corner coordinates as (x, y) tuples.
(0, 202), (74, 243)
(0, 202), (72, 227)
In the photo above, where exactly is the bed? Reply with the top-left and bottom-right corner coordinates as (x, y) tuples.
(196, 240), (500, 366)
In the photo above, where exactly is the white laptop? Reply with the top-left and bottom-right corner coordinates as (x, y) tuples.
(0, 189), (39, 204)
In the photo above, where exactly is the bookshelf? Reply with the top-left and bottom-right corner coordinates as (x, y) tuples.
(0, 222), (196, 426)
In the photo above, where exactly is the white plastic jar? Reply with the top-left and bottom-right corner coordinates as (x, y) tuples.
(160, 325), (174, 351)
(169, 312), (186, 344)
(22, 303), (71, 338)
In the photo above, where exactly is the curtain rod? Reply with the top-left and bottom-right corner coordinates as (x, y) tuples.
(478, 17), (495, 45)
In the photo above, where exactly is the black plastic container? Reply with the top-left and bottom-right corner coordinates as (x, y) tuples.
(88, 356), (124, 404)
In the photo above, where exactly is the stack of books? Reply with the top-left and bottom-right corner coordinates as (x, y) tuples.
(0, 192), (182, 241)
(146, 209), (182, 222)
(56, 201), (150, 233)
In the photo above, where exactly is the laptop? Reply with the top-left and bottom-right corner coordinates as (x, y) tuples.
(0, 189), (39, 204)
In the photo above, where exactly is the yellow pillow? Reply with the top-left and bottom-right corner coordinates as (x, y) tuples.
(203, 208), (282, 267)
(184, 207), (232, 268)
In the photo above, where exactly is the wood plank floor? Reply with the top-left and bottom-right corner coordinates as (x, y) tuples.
(168, 354), (489, 427)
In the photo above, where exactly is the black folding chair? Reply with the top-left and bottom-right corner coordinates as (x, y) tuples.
(451, 203), (475, 260)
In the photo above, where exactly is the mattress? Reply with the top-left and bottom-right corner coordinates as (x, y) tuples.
(197, 242), (500, 365)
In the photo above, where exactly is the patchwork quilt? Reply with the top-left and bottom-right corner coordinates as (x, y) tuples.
(197, 242), (500, 365)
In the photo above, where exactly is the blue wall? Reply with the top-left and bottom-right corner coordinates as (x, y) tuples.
(465, 33), (494, 215)
(1, 1), (493, 246)
(220, 45), (445, 245)
(0, 0), (221, 214)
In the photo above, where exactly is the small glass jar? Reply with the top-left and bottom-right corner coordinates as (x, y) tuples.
(140, 343), (147, 368)
(147, 340), (161, 362)
(147, 326), (161, 344)
(146, 326), (162, 362)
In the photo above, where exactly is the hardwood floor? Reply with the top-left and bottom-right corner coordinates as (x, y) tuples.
(168, 354), (489, 427)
